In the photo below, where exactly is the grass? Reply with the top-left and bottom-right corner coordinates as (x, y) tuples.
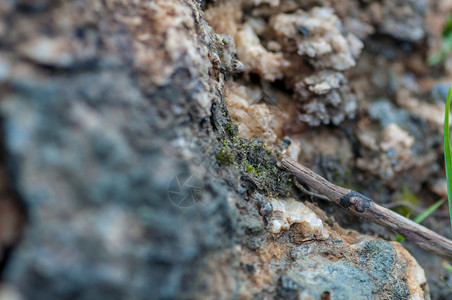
(413, 199), (446, 224)
(444, 87), (452, 231)
(443, 261), (452, 273)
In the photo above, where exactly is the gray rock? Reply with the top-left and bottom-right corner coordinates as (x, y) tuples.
(0, 0), (433, 299)
(380, 0), (427, 42)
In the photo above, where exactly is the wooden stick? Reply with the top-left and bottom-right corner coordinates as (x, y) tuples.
(280, 156), (452, 261)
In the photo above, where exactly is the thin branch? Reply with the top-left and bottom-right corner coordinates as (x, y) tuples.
(279, 156), (452, 261)
(293, 178), (331, 202)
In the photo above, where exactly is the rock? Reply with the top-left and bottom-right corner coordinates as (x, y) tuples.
(270, 7), (363, 70)
(18, 37), (78, 68)
(0, 0), (444, 299)
(225, 82), (281, 144)
(206, 3), (362, 126)
(235, 22), (289, 81)
(0, 1), (239, 299)
(304, 71), (346, 95)
(379, 0), (427, 42)
(247, 197), (429, 299)
(369, 98), (413, 129)
(267, 198), (329, 236)
(282, 238), (425, 299)
(381, 123), (415, 151)
(0, 284), (21, 300)
(296, 70), (357, 125)
(430, 83), (450, 103)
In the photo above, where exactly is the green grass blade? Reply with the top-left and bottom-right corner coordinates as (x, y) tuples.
(413, 199), (446, 224)
(444, 87), (452, 231)
(395, 234), (404, 243)
(443, 261), (452, 273)
(395, 199), (445, 243)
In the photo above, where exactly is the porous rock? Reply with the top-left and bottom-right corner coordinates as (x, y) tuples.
(206, 2), (362, 126)
(0, 0), (435, 299)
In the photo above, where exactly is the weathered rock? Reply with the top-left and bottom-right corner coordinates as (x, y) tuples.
(379, 0), (427, 42)
(0, 1), (239, 299)
(206, 2), (362, 126)
(0, 0), (449, 299)
(270, 7), (363, 70)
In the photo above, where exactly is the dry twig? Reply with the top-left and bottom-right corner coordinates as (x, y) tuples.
(292, 177), (330, 202)
(280, 156), (452, 260)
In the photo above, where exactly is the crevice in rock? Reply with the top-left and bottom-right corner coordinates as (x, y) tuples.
(0, 117), (28, 281)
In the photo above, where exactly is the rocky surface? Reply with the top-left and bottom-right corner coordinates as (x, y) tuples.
(0, 0), (451, 299)
(206, 3), (362, 126)
(208, 0), (452, 298)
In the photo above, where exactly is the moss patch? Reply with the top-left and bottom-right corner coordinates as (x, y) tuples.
(216, 148), (235, 165)
(215, 120), (292, 197)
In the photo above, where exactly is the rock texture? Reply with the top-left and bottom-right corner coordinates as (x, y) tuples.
(206, 3), (362, 126)
(205, 0), (452, 298)
(0, 0), (239, 299)
(0, 0), (451, 299)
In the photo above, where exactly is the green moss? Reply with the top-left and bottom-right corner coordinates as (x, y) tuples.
(225, 121), (239, 137)
(215, 119), (292, 197)
(216, 148), (235, 165)
(245, 163), (255, 174)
